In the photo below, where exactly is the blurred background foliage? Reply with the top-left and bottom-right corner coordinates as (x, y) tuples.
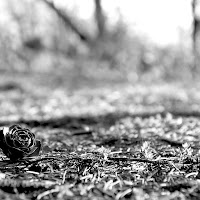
(0, 0), (196, 87)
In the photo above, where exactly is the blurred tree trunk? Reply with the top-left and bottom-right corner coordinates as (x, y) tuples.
(41, 0), (92, 44)
(94, 0), (106, 39)
(192, 0), (200, 75)
(41, 0), (108, 44)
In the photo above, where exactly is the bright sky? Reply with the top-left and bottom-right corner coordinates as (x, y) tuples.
(114, 0), (193, 45)
(0, 0), (193, 46)
(61, 0), (193, 46)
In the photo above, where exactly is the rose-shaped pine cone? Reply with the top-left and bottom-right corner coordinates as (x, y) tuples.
(0, 125), (41, 160)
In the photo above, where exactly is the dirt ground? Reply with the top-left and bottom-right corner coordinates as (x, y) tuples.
(0, 72), (200, 200)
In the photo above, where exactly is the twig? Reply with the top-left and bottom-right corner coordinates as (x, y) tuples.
(158, 137), (183, 147)
(107, 156), (181, 164)
(72, 130), (93, 136)
(107, 157), (158, 163)
(37, 188), (58, 200)
(22, 157), (66, 168)
(62, 170), (67, 184)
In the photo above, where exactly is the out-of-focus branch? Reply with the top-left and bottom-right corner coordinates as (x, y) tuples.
(94, 0), (106, 39)
(192, 0), (200, 74)
(40, 0), (92, 44)
(192, 0), (197, 52)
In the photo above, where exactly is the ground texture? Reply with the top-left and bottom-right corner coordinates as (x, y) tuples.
(0, 73), (200, 200)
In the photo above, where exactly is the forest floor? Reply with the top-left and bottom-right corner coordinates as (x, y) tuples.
(0, 71), (200, 199)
